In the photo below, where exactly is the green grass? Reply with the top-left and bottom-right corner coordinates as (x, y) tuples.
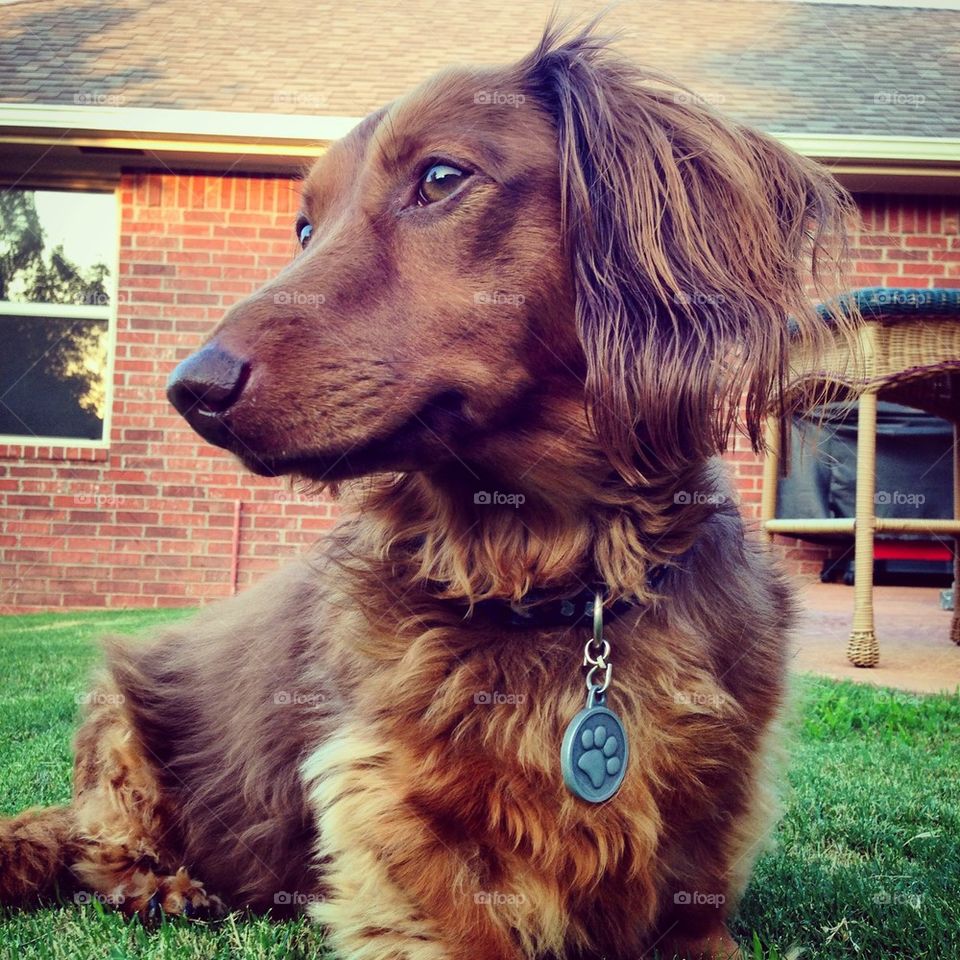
(1, 611), (958, 959)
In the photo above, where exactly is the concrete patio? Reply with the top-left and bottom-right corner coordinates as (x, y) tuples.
(792, 583), (960, 695)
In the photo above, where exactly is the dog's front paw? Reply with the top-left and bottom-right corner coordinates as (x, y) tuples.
(135, 867), (226, 923)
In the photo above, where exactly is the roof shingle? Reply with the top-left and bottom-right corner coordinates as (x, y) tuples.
(0, 0), (958, 137)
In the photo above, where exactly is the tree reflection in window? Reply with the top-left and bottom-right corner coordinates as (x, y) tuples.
(0, 190), (114, 441)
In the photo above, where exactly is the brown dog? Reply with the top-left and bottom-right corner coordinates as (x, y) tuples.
(0, 24), (853, 960)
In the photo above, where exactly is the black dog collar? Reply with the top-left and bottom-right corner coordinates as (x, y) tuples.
(466, 568), (665, 629)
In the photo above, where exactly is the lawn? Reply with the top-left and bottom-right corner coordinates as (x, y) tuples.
(0, 611), (958, 960)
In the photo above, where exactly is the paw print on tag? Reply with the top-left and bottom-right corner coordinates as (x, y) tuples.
(577, 725), (622, 788)
(561, 705), (629, 803)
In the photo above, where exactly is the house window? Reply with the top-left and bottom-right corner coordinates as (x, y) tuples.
(0, 188), (117, 444)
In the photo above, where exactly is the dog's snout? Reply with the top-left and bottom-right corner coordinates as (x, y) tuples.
(167, 344), (250, 423)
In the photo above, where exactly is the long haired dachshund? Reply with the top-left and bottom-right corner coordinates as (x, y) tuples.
(0, 23), (852, 960)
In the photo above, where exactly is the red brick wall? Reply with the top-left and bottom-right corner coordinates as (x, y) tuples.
(1, 184), (957, 610)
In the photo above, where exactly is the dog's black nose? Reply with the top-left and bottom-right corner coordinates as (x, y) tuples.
(167, 344), (250, 420)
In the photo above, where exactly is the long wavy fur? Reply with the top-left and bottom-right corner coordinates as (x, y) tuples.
(519, 21), (855, 482)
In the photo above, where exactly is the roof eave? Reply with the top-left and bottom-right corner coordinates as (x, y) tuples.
(775, 132), (960, 166)
(1, 105), (958, 192)
(0, 103), (360, 147)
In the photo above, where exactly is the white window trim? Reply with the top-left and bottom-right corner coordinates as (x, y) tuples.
(0, 187), (119, 449)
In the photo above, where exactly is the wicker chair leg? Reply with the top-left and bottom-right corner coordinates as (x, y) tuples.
(848, 391), (880, 668)
(760, 417), (780, 544)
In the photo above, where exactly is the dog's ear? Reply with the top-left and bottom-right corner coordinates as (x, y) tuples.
(521, 25), (854, 482)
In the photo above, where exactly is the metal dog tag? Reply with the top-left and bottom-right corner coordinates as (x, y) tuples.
(561, 687), (628, 803)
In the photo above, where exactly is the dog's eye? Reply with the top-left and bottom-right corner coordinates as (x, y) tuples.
(417, 163), (467, 205)
(296, 219), (313, 249)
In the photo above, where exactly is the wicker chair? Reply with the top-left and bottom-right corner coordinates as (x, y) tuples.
(760, 287), (960, 667)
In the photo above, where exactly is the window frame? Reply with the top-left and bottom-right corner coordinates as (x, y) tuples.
(0, 185), (120, 449)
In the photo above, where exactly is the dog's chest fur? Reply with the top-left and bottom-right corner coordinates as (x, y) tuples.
(297, 548), (788, 953)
